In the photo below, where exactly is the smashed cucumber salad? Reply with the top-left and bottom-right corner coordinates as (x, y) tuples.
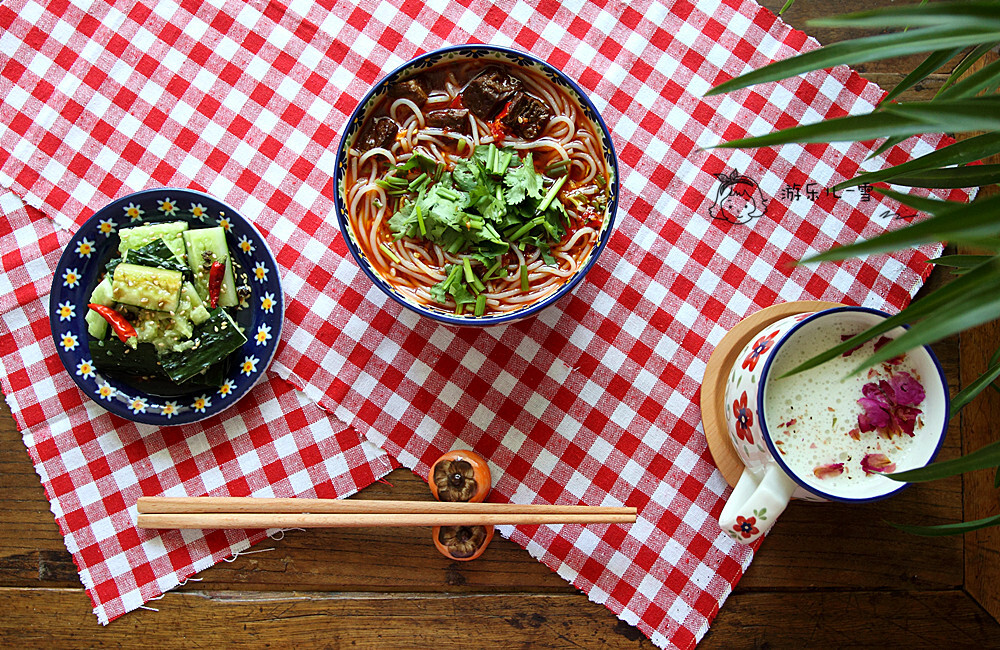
(85, 221), (251, 390)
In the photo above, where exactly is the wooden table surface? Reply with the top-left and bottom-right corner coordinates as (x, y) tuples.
(3, 1), (1000, 647)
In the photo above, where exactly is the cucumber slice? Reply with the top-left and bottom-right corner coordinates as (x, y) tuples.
(85, 276), (114, 339)
(90, 338), (164, 377)
(183, 227), (238, 308)
(112, 263), (184, 312)
(122, 238), (190, 276)
(158, 308), (247, 384)
(181, 282), (211, 325)
(119, 221), (189, 263)
(89, 338), (227, 392)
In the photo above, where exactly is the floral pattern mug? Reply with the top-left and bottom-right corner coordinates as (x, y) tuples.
(718, 306), (950, 545)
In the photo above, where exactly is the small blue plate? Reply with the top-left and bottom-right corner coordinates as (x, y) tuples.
(49, 187), (283, 425)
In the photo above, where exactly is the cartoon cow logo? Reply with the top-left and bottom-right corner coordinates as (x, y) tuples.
(707, 170), (769, 225)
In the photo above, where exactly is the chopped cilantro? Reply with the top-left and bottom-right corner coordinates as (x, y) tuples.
(503, 152), (544, 205)
(385, 144), (569, 309)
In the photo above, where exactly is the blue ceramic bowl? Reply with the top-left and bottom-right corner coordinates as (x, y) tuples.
(50, 188), (283, 424)
(334, 44), (619, 327)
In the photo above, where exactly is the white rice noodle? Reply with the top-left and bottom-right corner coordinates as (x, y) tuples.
(426, 91), (451, 105)
(390, 98), (425, 127)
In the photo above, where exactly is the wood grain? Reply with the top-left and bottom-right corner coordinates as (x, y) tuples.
(0, 587), (995, 648)
(955, 50), (1000, 625)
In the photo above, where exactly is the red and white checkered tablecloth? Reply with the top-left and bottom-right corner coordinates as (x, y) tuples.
(0, 0), (973, 647)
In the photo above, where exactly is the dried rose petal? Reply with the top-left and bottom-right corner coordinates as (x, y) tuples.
(890, 372), (925, 407)
(841, 334), (863, 357)
(873, 336), (892, 352)
(858, 381), (892, 432)
(857, 373), (925, 439)
(847, 428), (861, 441)
(814, 463), (845, 479)
(861, 453), (896, 475)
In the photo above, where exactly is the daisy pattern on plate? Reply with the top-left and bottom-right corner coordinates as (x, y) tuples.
(124, 202), (143, 222)
(254, 324), (272, 346)
(62, 268), (80, 288)
(218, 379), (236, 398)
(96, 381), (116, 401)
(217, 214), (232, 231)
(191, 203), (208, 219)
(60, 332), (79, 351)
(192, 394), (211, 412)
(160, 401), (179, 419)
(57, 301), (75, 321)
(238, 235), (254, 254)
(76, 359), (95, 379)
(261, 292), (275, 313)
(98, 218), (117, 236)
(158, 197), (177, 216)
(240, 355), (258, 376)
(253, 262), (269, 283)
(129, 396), (148, 414)
(75, 238), (95, 258)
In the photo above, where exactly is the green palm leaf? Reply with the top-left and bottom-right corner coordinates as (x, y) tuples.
(867, 135), (908, 161)
(883, 47), (965, 105)
(716, 98), (1000, 149)
(886, 98), (1000, 132)
(852, 285), (1000, 371)
(937, 42), (999, 96)
(938, 57), (1000, 99)
(949, 359), (1000, 415)
(890, 165), (1000, 188)
(928, 254), (995, 268)
(888, 439), (1000, 482)
(706, 26), (1000, 97)
(781, 260), (1000, 376)
(713, 111), (930, 148)
(809, 2), (1000, 31)
(800, 190), (1000, 264)
(888, 514), (1000, 537)
(835, 132), (1000, 190)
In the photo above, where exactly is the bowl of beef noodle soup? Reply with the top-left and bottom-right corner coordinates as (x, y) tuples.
(334, 45), (619, 326)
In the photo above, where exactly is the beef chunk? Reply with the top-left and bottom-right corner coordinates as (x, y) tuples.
(462, 67), (523, 120)
(388, 77), (429, 106)
(356, 116), (398, 152)
(501, 92), (553, 140)
(425, 109), (470, 133)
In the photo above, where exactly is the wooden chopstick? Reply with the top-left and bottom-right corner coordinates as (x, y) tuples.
(135, 497), (637, 529)
(138, 497), (634, 515)
(137, 513), (636, 529)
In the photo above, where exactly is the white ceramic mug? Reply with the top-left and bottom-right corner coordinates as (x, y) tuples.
(718, 306), (949, 544)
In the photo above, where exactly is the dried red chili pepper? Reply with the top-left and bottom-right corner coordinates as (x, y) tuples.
(208, 260), (225, 308)
(88, 304), (137, 343)
(490, 101), (511, 143)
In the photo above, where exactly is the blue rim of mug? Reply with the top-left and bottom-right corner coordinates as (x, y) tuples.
(754, 306), (950, 503)
(332, 44), (620, 327)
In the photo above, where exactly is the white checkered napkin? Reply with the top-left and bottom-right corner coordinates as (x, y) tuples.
(0, 191), (396, 623)
(0, 0), (973, 647)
